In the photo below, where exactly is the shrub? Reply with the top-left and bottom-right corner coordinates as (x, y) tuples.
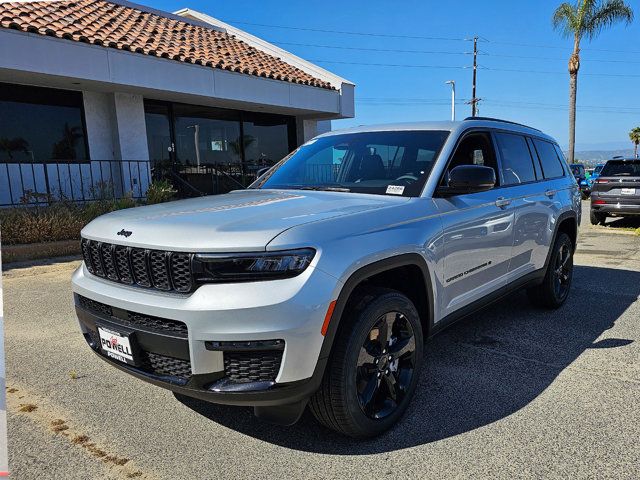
(146, 179), (177, 205)
(0, 204), (87, 245)
(0, 180), (177, 245)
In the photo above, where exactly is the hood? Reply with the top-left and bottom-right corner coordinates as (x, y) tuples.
(81, 189), (409, 252)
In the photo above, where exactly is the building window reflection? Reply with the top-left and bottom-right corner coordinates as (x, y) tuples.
(0, 83), (88, 163)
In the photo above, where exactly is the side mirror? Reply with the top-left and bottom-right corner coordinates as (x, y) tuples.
(438, 165), (496, 196)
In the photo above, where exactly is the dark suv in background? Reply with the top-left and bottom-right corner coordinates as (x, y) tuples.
(590, 158), (640, 225)
(570, 163), (589, 198)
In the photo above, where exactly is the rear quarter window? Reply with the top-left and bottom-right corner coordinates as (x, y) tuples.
(533, 139), (565, 179)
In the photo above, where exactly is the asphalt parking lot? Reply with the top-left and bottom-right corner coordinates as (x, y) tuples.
(3, 203), (640, 479)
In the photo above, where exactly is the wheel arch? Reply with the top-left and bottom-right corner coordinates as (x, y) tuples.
(542, 210), (578, 275)
(319, 254), (435, 363)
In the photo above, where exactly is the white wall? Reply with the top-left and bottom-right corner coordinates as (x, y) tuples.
(83, 91), (117, 161)
(111, 93), (149, 161)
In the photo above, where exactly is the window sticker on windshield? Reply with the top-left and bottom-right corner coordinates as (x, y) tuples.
(386, 185), (405, 195)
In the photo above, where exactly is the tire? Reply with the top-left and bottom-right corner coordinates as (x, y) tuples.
(590, 210), (606, 226)
(309, 287), (423, 438)
(527, 232), (574, 309)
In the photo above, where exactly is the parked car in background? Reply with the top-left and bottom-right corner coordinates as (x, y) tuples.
(590, 158), (640, 225)
(587, 163), (606, 190)
(570, 163), (589, 198)
(72, 117), (581, 438)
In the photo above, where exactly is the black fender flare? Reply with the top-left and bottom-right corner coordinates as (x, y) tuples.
(318, 253), (436, 363)
(543, 210), (579, 272)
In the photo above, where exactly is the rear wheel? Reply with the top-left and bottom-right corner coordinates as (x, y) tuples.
(309, 288), (423, 438)
(590, 209), (606, 225)
(527, 232), (573, 309)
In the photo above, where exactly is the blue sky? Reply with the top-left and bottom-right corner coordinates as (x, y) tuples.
(151, 0), (640, 151)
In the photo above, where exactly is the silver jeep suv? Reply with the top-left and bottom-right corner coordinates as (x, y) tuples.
(72, 117), (581, 437)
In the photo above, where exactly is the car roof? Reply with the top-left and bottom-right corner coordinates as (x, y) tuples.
(318, 117), (557, 143)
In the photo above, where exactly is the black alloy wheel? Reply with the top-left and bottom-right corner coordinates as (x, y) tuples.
(309, 288), (423, 438)
(527, 232), (574, 309)
(553, 242), (572, 302)
(356, 312), (416, 419)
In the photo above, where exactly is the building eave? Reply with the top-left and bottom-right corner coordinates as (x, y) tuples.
(0, 28), (353, 119)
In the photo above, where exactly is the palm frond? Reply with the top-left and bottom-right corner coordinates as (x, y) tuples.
(584, 0), (634, 40)
(552, 2), (579, 38)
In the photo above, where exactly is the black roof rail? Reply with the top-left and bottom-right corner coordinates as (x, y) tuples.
(463, 116), (542, 133)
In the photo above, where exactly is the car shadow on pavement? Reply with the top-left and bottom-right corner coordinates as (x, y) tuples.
(176, 265), (638, 454)
(603, 216), (640, 230)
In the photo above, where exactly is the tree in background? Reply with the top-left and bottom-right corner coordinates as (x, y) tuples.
(52, 123), (84, 160)
(552, 0), (633, 164)
(0, 137), (29, 161)
(630, 127), (640, 159)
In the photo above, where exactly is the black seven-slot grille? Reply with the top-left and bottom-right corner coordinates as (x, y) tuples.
(223, 351), (283, 383)
(81, 238), (193, 293)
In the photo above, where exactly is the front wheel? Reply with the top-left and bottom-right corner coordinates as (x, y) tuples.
(309, 288), (423, 438)
(527, 232), (574, 309)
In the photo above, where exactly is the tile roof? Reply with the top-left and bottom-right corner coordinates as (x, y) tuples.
(0, 0), (334, 89)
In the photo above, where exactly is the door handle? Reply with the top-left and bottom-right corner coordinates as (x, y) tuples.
(545, 189), (556, 197)
(495, 197), (511, 208)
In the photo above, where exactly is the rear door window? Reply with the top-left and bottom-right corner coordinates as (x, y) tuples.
(494, 132), (537, 185)
(532, 139), (565, 179)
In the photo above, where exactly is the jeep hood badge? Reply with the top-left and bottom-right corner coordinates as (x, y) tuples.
(117, 229), (132, 238)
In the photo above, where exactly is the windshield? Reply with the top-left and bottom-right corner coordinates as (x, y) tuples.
(251, 130), (450, 197)
(600, 160), (640, 177)
(593, 165), (604, 175)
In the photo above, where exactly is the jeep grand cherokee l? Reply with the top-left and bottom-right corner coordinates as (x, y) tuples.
(72, 117), (581, 438)
(590, 158), (640, 225)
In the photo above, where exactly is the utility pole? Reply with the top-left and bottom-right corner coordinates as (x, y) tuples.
(445, 80), (456, 121)
(470, 36), (479, 117)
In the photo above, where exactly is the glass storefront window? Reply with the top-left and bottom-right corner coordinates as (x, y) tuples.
(143, 100), (296, 195)
(242, 114), (294, 167)
(0, 83), (88, 163)
(144, 103), (173, 166)
(173, 105), (241, 167)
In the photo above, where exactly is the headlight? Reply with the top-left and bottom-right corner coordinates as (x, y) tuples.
(193, 248), (316, 283)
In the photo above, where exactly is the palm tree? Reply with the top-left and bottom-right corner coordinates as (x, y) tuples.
(552, 0), (633, 164)
(630, 127), (640, 158)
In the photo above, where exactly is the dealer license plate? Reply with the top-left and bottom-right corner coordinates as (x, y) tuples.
(621, 188), (635, 195)
(98, 326), (135, 365)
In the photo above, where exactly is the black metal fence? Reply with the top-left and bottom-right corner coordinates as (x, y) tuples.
(0, 159), (269, 207)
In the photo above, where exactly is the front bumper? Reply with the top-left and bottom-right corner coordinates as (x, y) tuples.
(72, 262), (340, 408)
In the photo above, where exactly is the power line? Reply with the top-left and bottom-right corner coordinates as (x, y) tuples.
(481, 51), (640, 65)
(222, 20), (471, 41)
(310, 59), (638, 78)
(311, 59), (471, 69)
(480, 66), (640, 78)
(357, 97), (640, 112)
(222, 19), (640, 55)
(269, 40), (640, 65)
(268, 41), (474, 56)
(481, 38), (640, 55)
